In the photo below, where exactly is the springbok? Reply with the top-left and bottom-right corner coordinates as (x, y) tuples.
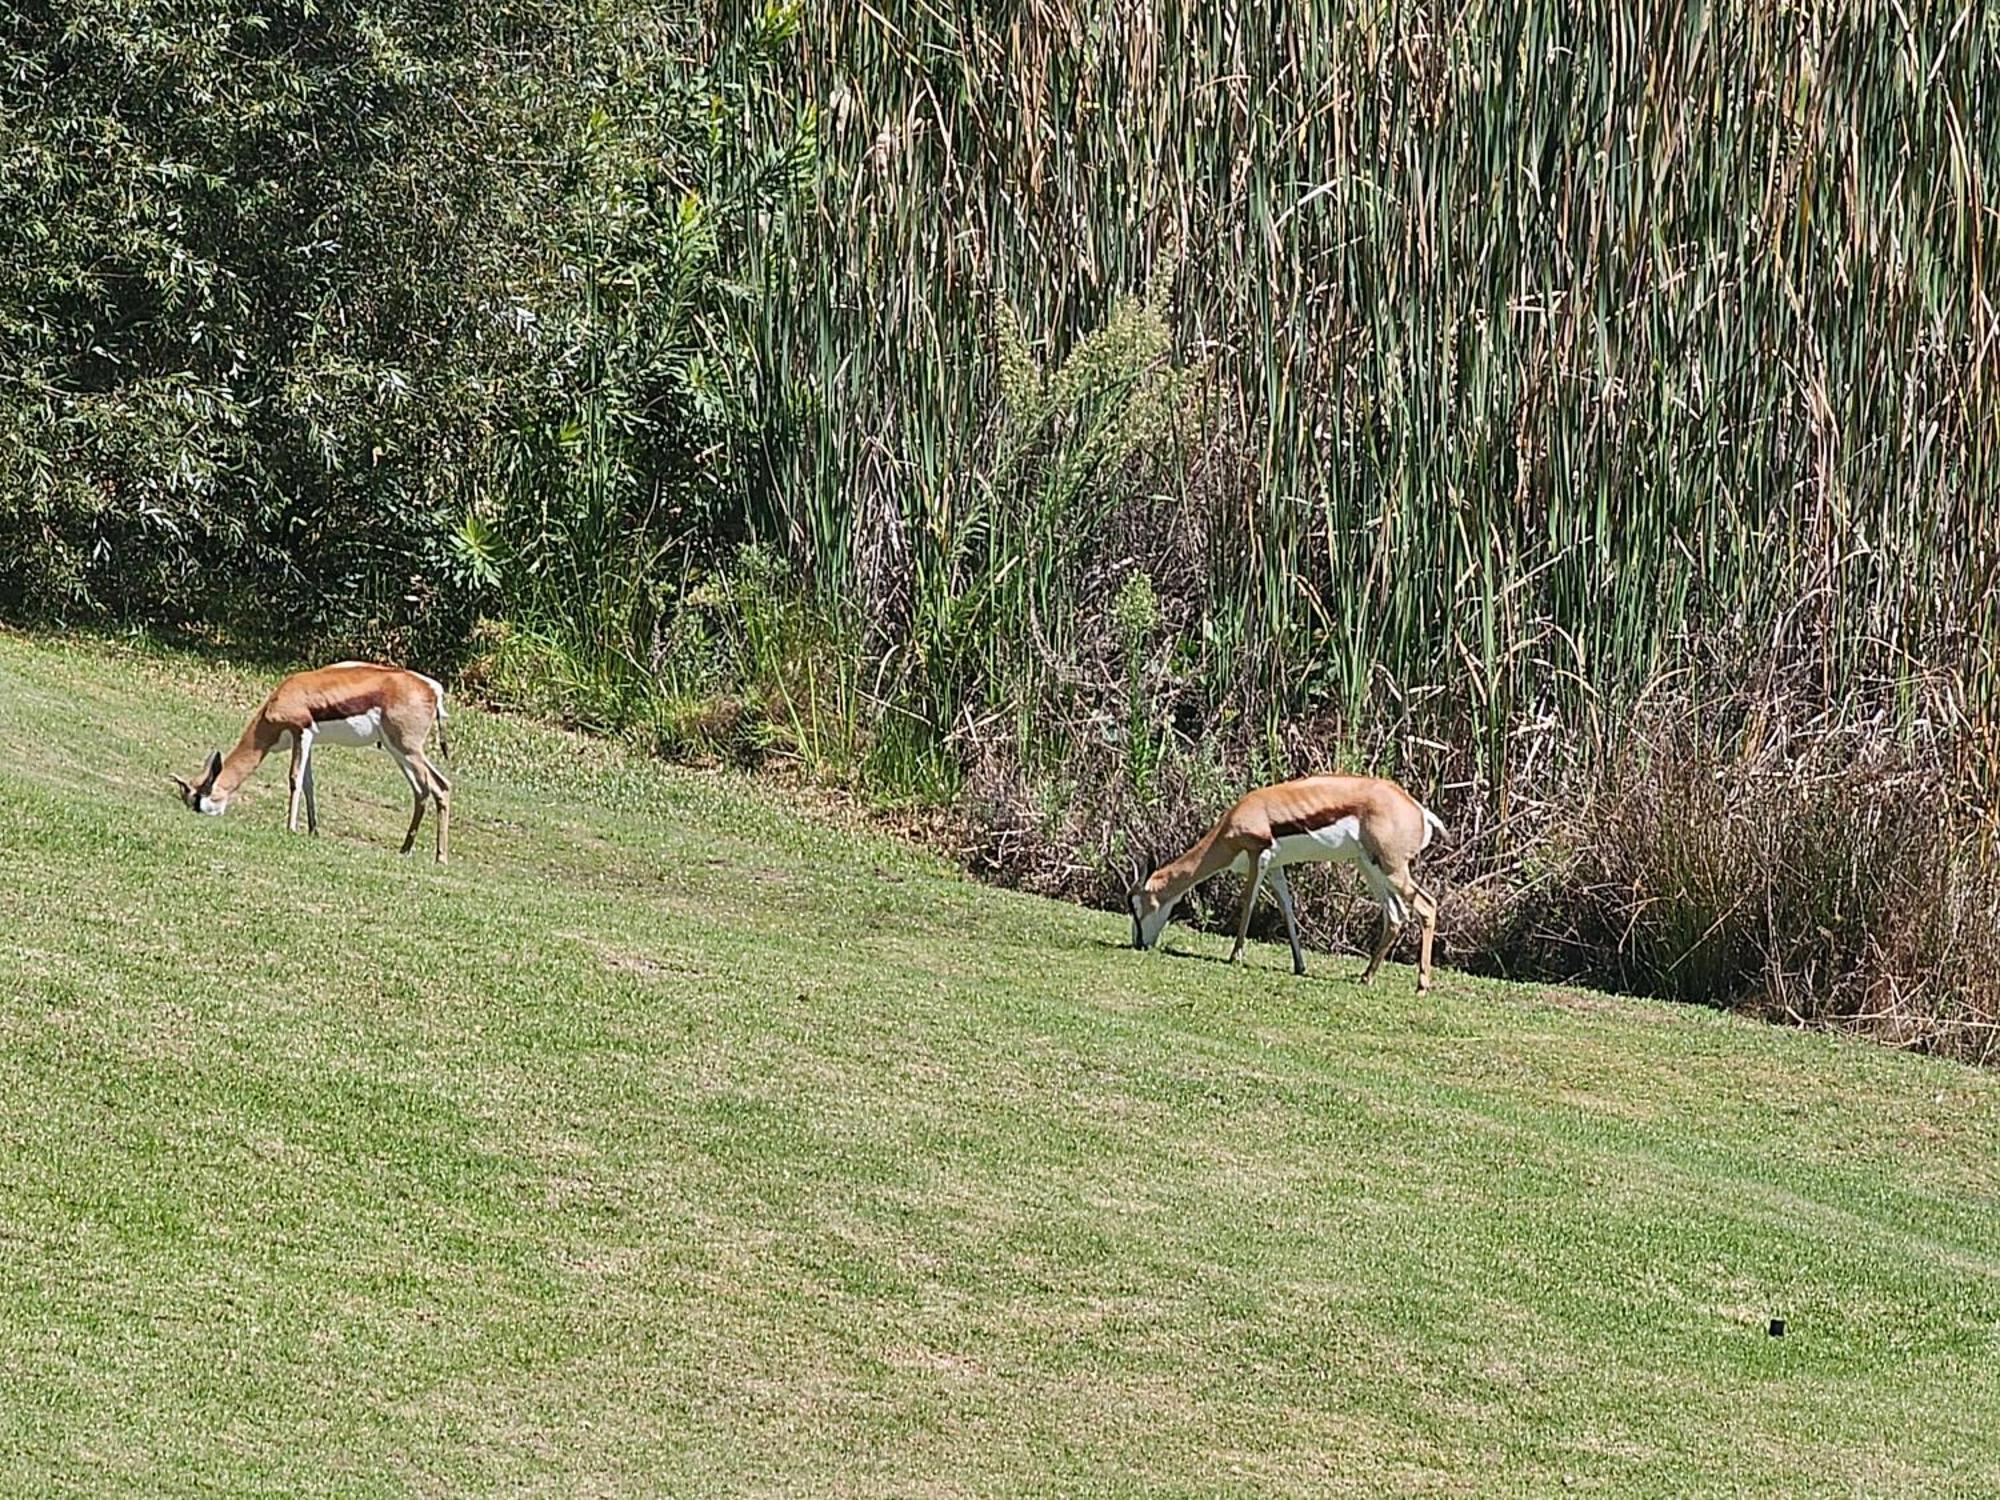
(172, 662), (453, 862)
(1128, 775), (1444, 989)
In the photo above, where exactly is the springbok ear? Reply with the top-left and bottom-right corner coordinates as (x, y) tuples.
(202, 750), (223, 788)
(170, 774), (194, 797)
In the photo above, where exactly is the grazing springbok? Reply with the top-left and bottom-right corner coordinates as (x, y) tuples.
(1128, 774), (1445, 989)
(172, 662), (453, 862)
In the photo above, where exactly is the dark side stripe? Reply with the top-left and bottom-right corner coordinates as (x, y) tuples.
(1266, 802), (1366, 842)
(308, 691), (393, 723)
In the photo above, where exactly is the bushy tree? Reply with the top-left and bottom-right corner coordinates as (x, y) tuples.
(0, 0), (809, 657)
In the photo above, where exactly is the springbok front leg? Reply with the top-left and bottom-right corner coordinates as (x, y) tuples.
(286, 727), (316, 833)
(301, 752), (319, 834)
(1267, 863), (1307, 976)
(1229, 845), (1273, 963)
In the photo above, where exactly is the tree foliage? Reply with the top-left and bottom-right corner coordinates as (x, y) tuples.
(0, 0), (808, 654)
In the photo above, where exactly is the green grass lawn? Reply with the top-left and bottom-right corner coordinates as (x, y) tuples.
(1, 632), (1996, 1497)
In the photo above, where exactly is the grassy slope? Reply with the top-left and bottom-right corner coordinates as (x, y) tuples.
(0, 633), (1996, 1499)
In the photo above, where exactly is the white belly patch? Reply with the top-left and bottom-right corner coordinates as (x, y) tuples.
(312, 708), (385, 748)
(1272, 815), (1365, 867)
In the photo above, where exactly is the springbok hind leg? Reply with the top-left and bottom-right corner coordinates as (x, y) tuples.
(387, 746), (428, 855)
(1407, 877), (1439, 993)
(413, 751), (451, 864)
(1356, 859), (1405, 984)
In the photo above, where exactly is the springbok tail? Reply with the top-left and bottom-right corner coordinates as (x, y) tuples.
(417, 672), (451, 761)
(1419, 803), (1446, 851)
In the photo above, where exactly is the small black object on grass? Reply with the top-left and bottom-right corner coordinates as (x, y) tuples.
(1768, 1317), (1786, 1338)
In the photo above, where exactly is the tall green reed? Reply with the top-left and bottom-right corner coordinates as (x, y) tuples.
(738, 0), (1997, 807)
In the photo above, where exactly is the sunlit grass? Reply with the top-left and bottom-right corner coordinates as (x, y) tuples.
(1, 632), (1996, 1495)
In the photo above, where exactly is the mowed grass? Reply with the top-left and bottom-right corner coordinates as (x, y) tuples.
(0, 634), (1997, 1498)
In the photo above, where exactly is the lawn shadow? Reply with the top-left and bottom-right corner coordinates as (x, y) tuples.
(1158, 944), (1234, 967)
(1089, 933), (1359, 982)
(1084, 935), (1229, 966)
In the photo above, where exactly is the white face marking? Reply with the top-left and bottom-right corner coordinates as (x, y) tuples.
(1135, 894), (1177, 949)
(311, 708), (385, 748)
(1271, 814), (1364, 867)
(197, 794), (225, 816)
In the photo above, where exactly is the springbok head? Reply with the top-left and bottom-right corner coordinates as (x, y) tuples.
(1126, 850), (1175, 950)
(170, 751), (227, 815)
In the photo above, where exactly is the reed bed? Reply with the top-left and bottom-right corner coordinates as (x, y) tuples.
(720, 0), (2000, 1051)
